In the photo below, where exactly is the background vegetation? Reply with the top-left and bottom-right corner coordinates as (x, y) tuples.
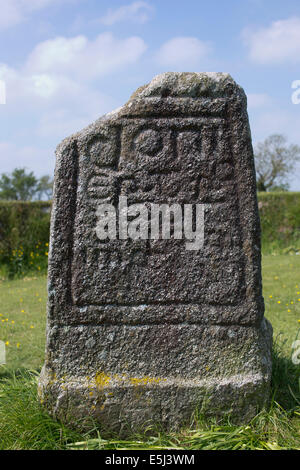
(0, 168), (53, 201)
(259, 192), (300, 253)
(0, 201), (50, 278)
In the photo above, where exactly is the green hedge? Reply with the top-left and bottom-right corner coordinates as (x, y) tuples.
(0, 201), (51, 278)
(258, 192), (300, 253)
(0, 194), (299, 277)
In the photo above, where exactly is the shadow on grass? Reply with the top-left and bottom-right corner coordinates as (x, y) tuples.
(0, 366), (42, 381)
(271, 335), (300, 411)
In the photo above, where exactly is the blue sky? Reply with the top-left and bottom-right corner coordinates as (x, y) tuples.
(1, 0), (300, 189)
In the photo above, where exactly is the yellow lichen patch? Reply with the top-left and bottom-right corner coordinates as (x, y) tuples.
(48, 371), (57, 385)
(129, 376), (162, 386)
(92, 371), (164, 390)
(94, 372), (111, 389)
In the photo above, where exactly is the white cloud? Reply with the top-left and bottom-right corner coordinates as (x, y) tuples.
(0, 32), (146, 106)
(0, 0), (23, 30)
(0, 63), (69, 104)
(25, 33), (147, 80)
(36, 88), (117, 138)
(99, 1), (153, 25)
(243, 17), (300, 64)
(37, 109), (95, 139)
(156, 37), (212, 68)
(23, 0), (55, 10)
(0, 31), (145, 139)
(0, 65), (117, 141)
(0, 0), (66, 31)
(26, 35), (88, 74)
(247, 93), (272, 109)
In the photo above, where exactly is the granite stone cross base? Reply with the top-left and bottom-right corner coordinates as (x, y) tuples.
(38, 72), (273, 435)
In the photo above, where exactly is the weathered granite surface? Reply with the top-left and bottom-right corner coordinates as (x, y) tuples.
(39, 72), (272, 435)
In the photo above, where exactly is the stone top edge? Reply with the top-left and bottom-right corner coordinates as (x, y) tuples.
(55, 72), (246, 152)
(129, 72), (239, 99)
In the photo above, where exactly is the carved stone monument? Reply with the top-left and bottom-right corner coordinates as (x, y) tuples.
(39, 72), (272, 434)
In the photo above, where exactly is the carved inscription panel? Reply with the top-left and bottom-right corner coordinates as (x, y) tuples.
(71, 116), (244, 307)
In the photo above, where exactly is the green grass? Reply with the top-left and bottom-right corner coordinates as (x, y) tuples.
(0, 275), (47, 370)
(263, 255), (300, 352)
(0, 255), (299, 450)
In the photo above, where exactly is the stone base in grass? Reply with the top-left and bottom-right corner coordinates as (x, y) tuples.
(38, 318), (272, 436)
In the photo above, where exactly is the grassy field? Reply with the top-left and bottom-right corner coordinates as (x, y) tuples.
(263, 255), (300, 351)
(0, 254), (299, 450)
(0, 275), (47, 370)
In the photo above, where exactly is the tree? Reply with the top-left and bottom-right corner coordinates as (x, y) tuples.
(0, 168), (53, 201)
(36, 175), (53, 200)
(254, 134), (300, 192)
